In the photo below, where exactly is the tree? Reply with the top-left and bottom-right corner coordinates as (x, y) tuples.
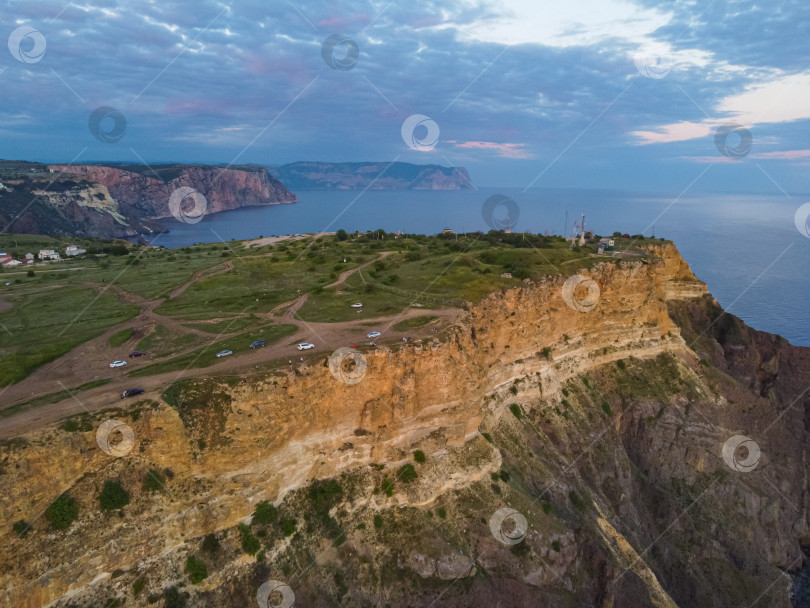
(184, 555), (208, 584)
(396, 464), (418, 483)
(251, 501), (277, 526)
(99, 480), (130, 511)
(45, 494), (79, 530)
(336, 229), (348, 241)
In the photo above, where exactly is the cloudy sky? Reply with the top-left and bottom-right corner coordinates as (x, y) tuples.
(2, 0), (809, 192)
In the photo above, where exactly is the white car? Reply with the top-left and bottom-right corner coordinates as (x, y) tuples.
(215, 350), (233, 358)
(110, 360), (127, 368)
(350, 302), (363, 308)
(297, 343), (315, 350)
(366, 331), (381, 339)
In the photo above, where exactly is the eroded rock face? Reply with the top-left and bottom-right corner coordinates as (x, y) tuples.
(45, 163), (297, 234)
(0, 245), (807, 607)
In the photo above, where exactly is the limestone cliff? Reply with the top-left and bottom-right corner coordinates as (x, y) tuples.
(0, 244), (808, 607)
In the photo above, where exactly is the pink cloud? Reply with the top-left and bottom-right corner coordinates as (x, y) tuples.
(450, 140), (533, 159)
(631, 121), (714, 145)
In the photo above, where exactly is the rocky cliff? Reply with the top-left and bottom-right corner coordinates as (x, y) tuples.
(269, 161), (474, 190)
(0, 244), (808, 607)
(0, 162), (297, 238)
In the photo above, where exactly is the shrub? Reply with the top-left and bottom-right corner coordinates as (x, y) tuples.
(413, 450), (426, 464)
(481, 432), (493, 443)
(238, 523), (260, 554)
(509, 403), (523, 419)
(279, 517), (297, 537)
(601, 401), (613, 416)
(541, 501), (553, 514)
(143, 469), (165, 492)
(551, 540), (561, 552)
(132, 577), (145, 597)
(509, 385), (518, 395)
(184, 555), (208, 584)
(380, 477), (395, 497)
(99, 481), (130, 511)
(373, 514), (383, 529)
(252, 501), (277, 526)
(437, 507), (447, 519)
(202, 533), (220, 553)
(13, 519), (30, 538)
(26, 270), (34, 277)
(616, 359), (626, 370)
(396, 464), (418, 484)
(45, 494), (79, 529)
(499, 469), (511, 483)
(162, 586), (187, 608)
(569, 490), (589, 511)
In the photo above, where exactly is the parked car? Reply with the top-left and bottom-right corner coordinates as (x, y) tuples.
(129, 350), (146, 357)
(216, 350), (233, 358)
(297, 343), (315, 350)
(249, 340), (266, 349)
(110, 360), (127, 368)
(366, 331), (381, 339)
(350, 302), (363, 308)
(121, 388), (144, 399)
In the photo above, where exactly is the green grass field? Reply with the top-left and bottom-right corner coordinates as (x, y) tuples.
(0, 229), (668, 388)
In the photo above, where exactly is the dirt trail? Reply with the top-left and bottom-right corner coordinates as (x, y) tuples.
(169, 260), (234, 299)
(326, 251), (391, 289)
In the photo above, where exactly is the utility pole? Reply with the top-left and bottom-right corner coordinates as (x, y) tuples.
(564, 210), (568, 238)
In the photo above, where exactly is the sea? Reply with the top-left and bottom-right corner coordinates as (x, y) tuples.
(139, 187), (810, 347)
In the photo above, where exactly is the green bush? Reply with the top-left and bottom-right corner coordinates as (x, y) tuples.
(551, 540), (561, 552)
(396, 464), (418, 483)
(373, 514), (383, 529)
(45, 494), (79, 529)
(509, 403), (523, 419)
(12, 519), (30, 538)
(132, 577), (146, 597)
(380, 477), (394, 497)
(279, 516), (297, 537)
(238, 523), (260, 555)
(541, 347), (552, 359)
(143, 469), (165, 492)
(202, 533), (220, 553)
(413, 450), (426, 464)
(437, 507), (447, 519)
(616, 359), (626, 370)
(252, 501), (277, 526)
(99, 481), (130, 511)
(184, 555), (208, 584)
(499, 470), (511, 483)
(162, 586), (187, 608)
(569, 490), (589, 511)
(601, 401), (613, 416)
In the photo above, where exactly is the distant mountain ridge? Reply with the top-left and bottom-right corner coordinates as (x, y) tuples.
(0, 161), (296, 238)
(269, 161), (474, 190)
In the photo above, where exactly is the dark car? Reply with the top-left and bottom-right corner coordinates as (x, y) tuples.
(249, 340), (266, 349)
(121, 388), (145, 399)
(129, 351), (146, 357)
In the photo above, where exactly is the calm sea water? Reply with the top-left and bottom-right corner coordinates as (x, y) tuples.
(143, 188), (810, 347)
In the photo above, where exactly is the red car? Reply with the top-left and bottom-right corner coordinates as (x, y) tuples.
(129, 351), (146, 357)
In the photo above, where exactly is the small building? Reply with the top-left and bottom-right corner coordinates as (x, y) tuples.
(442, 228), (455, 235)
(4, 259), (21, 266)
(38, 249), (61, 261)
(65, 245), (86, 257)
(24, 253), (34, 260)
(0, 253), (12, 266)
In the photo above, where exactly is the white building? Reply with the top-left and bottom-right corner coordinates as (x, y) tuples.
(38, 249), (61, 261)
(65, 245), (86, 257)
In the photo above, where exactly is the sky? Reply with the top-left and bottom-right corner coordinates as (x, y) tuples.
(1, 0), (809, 192)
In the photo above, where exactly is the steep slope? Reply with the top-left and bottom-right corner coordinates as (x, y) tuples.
(0, 244), (807, 607)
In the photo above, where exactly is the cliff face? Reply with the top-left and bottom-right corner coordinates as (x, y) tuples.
(48, 163), (297, 222)
(0, 244), (808, 607)
(270, 161), (475, 190)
